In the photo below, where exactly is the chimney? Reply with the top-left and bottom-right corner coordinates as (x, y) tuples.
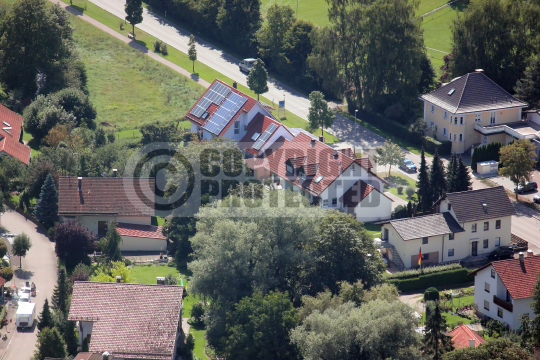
(112, 169), (117, 177)
(233, 81), (237, 89)
(469, 339), (475, 347)
(333, 149), (338, 159)
(116, 276), (121, 283)
(310, 139), (316, 147)
(156, 277), (165, 285)
(103, 351), (110, 360)
(519, 252), (524, 263)
(475, 69), (484, 73)
(527, 249), (534, 257)
(78, 177), (82, 191)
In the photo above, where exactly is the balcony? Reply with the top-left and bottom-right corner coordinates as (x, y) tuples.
(493, 295), (513, 312)
(475, 122), (540, 140)
(474, 123), (506, 135)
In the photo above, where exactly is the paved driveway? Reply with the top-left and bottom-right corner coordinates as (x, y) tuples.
(0, 209), (57, 360)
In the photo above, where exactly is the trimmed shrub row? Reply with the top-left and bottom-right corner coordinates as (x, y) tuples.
(385, 263), (462, 280)
(386, 268), (473, 292)
(423, 136), (452, 155)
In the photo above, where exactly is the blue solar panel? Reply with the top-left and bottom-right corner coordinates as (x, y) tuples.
(253, 123), (278, 150)
(203, 92), (248, 135)
(190, 82), (232, 118)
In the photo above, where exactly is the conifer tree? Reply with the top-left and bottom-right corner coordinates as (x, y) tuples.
(429, 150), (446, 201)
(100, 221), (123, 262)
(416, 148), (432, 212)
(188, 34), (197, 72)
(247, 58), (269, 100)
(423, 301), (454, 359)
(407, 201), (413, 217)
(35, 327), (67, 360)
(456, 156), (472, 192)
(515, 56), (540, 109)
(446, 153), (458, 193)
(37, 299), (53, 332)
(34, 173), (58, 228)
(51, 268), (69, 315)
(63, 320), (79, 356)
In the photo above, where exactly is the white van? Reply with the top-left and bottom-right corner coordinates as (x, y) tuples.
(16, 303), (36, 328)
(239, 58), (256, 73)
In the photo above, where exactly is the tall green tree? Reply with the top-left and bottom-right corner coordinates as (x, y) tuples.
(188, 34), (197, 72)
(418, 52), (437, 94)
(449, 0), (540, 92)
(100, 221), (123, 262)
(278, 20), (314, 80)
(530, 270), (540, 345)
(125, 0), (143, 36)
(256, 4), (295, 68)
(416, 148), (432, 212)
(430, 150), (446, 201)
(37, 299), (53, 332)
(424, 301), (454, 359)
(51, 268), (69, 315)
(34, 174), (58, 228)
(0, 0), (75, 96)
(216, 0), (262, 54)
(162, 217), (196, 268)
(374, 140), (406, 178)
(12, 233), (32, 269)
(456, 156), (472, 192)
(446, 153), (458, 193)
(515, 56), (540, 109)
(307, 91), (335, 137)
(34, 327), (67, 360)
(247, 58), (269, 100)
(54, 220), (97, 269)
(63, 320), (79, 356)
(499, 139), (538, 194)
(223, 291), (299, 360)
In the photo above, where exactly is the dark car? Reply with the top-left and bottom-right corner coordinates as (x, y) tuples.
(515, 181), (538, 194)
(488, 246), (515, 261)
(399, 158), (417, 173)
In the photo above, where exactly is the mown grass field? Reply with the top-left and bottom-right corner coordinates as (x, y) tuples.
(377, 171), (418, 202)
(61, 0), (339, 142)
(261, 0), (330, 26)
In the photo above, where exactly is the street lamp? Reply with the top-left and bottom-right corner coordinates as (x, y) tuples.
(354, 109), (358, 157)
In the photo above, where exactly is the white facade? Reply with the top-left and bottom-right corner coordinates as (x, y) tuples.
(119, 235), (167, 252)
(474, 264), (535, 330)
(74, 215), (152, 235)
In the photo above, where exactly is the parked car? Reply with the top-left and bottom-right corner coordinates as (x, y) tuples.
(239, 58), (256, 73)
(399, 158), (417, 173)
(533, 193), (540, 203)
(515, 181), (538, 194)
(488, 246), (514, 261)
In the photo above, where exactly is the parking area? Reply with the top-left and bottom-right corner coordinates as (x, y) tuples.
(490, 172), (540, 203)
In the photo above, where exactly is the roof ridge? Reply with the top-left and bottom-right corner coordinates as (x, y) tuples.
(390, 213), (442, 222)
(453, 73), (469, 113)
(74, 281), (183, 288)
(447, 185), (504, 196)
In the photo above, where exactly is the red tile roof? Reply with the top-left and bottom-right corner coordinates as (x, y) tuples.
(340, 179), (392, 207)
(0, 104), (31, 164)
(239, 113), (289, 155)
(489, 255), (540, 299)
(355, 157), (373, 170)
(69, 282), (184, 360)
(264, 132), (356, 196)
(58, 177), (155, 216)
(116, 223), (165, 240)
(184, 79), (257, 134)
(448, 324), (486, 349)
(73, 353), (102, 360)
(0, 276), (7, 289)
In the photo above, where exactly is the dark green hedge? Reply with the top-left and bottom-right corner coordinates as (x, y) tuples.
(423, 136), (452, 155)
(354, 109), (423, 144)
(386, 268), (473, 292)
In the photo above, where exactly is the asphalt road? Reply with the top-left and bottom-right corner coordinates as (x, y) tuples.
(88, 0), (312, 120)
(0, 209), (57, 360)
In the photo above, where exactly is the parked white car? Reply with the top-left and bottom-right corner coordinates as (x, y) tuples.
(239, 58), (256, 73)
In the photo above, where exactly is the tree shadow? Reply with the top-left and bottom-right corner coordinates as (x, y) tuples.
(70, 4), (85, 14)
(383, 175), (411, 187)
(14, 269), (34, 281)
(449, 0), (469, 12)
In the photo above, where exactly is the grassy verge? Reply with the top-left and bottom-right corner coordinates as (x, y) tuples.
(261, 0), (330, 27)
(364, 223), (381, 239)
(377, 171), (418, 201)
(60, 0), (339, 142)
(189, 324), (208, 359)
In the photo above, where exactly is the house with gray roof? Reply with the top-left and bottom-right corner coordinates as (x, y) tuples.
(419, 70), (529, 154)
(380, 186), (515, 269)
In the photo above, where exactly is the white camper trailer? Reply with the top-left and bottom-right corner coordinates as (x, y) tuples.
(16, 303), (36, 328)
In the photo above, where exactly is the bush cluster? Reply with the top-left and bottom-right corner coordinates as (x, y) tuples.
(385, 263), (462, 280)
(471, 142), (504, 171)
(423, 136), (452, 155)
(153, 40), (168, 55)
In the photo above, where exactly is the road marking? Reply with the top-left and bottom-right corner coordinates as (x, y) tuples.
(174, 36), (185, 42)
(0, 330), (15, 360)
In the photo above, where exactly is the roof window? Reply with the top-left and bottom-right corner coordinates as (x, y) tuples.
(448, 88), (455, 96)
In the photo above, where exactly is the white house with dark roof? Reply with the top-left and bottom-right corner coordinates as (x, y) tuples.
(419, 70), (528, 153)
(470, 253), (540, 330)
(69, 281), (184, 360)
(380, 186), (515, 269)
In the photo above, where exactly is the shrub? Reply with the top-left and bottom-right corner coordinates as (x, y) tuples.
(383, 103), (404, 120)
(385, 263), (462, 280)
(119, 20), (124, 30)
(191, 302), (205, 324)
(0, 242), (7, 259)
(424, 287), (440, 302)
(153, 40), (162, 53)
(405, 186), (415, 199)
(397, 186), (404, 195)
(0, 267), (13, 281)
(161, 43), (168, 55)
(423, 136), (452, 155)
(387, 268), (472, 292)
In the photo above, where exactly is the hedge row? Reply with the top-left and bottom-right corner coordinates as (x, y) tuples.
(354, 109), (423, 144)
(423, 136), (452, 155)
(386, 268), (473, 292)
(385, 263), (462, 280)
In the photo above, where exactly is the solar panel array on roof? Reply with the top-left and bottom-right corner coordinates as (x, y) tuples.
(203, 92), (248, 135)
(190, 82), (232, 118)
(253, 123), (278, 150)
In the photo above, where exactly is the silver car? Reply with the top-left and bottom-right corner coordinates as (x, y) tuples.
(239, 58), (256, 73)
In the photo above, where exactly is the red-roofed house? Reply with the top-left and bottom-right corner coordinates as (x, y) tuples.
(470, 252), (540, 329)
(239, 113), (294, 157)
(448, 324), (486, 349)
(69, 281), (184, 360)
(58, 177), (166, 252)
(0, 104), (31, 164)
(185, 79), (277, 141)
(250, 132), (393, 222)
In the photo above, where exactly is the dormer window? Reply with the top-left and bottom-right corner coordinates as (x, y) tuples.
(299, 170), (306, 180)
(286, 164), (294, 174)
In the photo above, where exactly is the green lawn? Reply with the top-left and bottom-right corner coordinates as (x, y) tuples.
(416, 0), (451, 16)
(377, 171), (418, 201)
(189, 324), (208, 359)
(261, 0), (330, 27)
(420, 294), (475, 327)
(364, 223), (382, 239)
(61, 0), (338, 143)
